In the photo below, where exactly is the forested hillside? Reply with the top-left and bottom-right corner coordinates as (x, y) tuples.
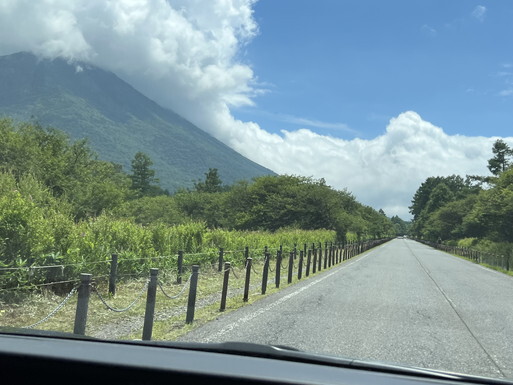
(409, 139), (513, 256)
(0, 52), (273, 191)
(0, 119), (396, 282)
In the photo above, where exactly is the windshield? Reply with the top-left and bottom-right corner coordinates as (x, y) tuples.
(1, 0), (512, 382)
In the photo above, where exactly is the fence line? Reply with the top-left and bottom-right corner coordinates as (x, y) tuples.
(415, 239), (512, 272)
(0, 245), (320, 274)
(13, 238), (391, 340)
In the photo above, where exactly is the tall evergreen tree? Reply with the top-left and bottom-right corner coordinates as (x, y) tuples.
(487, 139), (513, 175)
(130, 152), (159, 195)
(194, 168), (223, 193)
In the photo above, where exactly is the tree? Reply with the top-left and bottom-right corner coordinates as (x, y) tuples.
(0, 119), (133, 219)
(390, 215), (411, 236)
(463, 168), (513, 242)
(487, 139), (513, 176)
(422, 196), (476, 241)
(194, 168), (223, 193)
(129, 152), (159, 196)
(409, 175), (475, 220)
(424, 183), (454, 214)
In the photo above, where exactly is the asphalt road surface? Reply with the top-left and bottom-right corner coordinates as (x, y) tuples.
(180, 239), (513, 379)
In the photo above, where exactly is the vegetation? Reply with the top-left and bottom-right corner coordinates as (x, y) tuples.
(0, 52), (272, 192)
(409, 139), (513, 257)
(0, 119), (395, 292)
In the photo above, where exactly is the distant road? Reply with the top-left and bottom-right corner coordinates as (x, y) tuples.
(180, 239), (513, 379)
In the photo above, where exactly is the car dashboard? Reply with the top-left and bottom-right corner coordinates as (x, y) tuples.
(0, 330), (511, 385)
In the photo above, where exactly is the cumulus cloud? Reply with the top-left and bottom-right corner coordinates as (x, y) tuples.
(0, 1), (510, 219)
(471, 5), (487, 22)
(0, 0), (259, 127)
(237, 111), (512, 218)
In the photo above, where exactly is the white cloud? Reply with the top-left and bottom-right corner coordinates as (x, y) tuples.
(0, 0), (259, 114)
(0, 1), (510, 219)
(471, 5), (487, 22)
(273, 114), (358, 135)
(421, 24), (437, 37)
(233, 111), (511, 219)
(499, 89), (513, 96)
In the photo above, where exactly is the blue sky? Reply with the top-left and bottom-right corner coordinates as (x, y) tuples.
(233, 0), (513, 139)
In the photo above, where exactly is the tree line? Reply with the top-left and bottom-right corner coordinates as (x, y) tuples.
(0, 119), (397, 268)
(409, 139), (513, 254)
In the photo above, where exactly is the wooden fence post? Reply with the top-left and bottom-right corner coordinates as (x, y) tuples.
(312, 247), (317, 274)
(108, 254), (118, 296)
(262, 253), (270, 295)
(243, 258), (252, 302)
(185, 265), (200, 324)
(318, 243), (323, 271)
(73, 273), (92, 335)
(323, 242), (327, 269)
(220, 262), (230, 311)
(142, 268), (158, 340)
(275, 250), (281, 288)
(298, 251), (304, 280)
(287, 252), (294, 284)
(177, 250), (183, 284)
(218, 248), (224, 272)
(306, 249), (311, 277)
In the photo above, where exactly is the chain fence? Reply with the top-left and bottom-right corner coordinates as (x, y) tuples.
(9, 239), (392, 340)
(230, 265), (239, 279)
(22, 286), (78, 329)
(158, 274), (192, 300)
(93, 280), (149, 313)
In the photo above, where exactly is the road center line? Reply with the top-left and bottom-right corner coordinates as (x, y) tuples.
(406, 242), (506, 378)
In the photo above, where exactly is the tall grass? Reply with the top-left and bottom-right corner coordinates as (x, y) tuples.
(1, 211), (336, 293)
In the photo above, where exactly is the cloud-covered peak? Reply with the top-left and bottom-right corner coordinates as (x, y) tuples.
(0, 0), (258, 116)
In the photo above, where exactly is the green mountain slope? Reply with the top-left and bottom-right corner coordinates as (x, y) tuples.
(0, 52), (273, 191)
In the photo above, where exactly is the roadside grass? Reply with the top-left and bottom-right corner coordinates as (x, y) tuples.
(142, 284), (283, 341)
(0, 255), (342, 340)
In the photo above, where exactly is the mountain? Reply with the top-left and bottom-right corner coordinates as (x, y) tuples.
(0, 52), (273, 191)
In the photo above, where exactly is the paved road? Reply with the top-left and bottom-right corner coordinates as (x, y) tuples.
(180, 239), (513, 379)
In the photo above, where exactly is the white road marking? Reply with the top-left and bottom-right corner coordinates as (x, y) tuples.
(204, 248), (379, 342)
